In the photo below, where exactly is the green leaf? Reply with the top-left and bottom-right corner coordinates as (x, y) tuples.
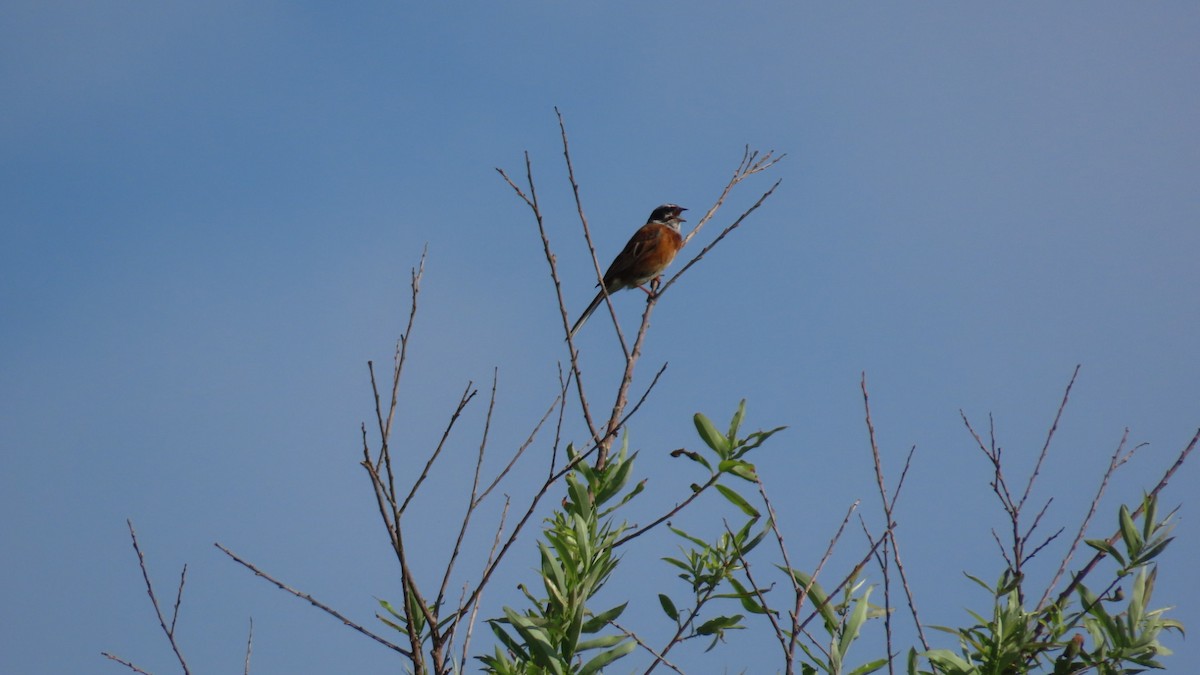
(839, 587), (872, 659)
(581, 602), (627, 634)
(377, 598), (403, 619)
(1120, 504), (1142, 554)
(736, 425), (788, 454)
(924, 649), (972, 670)
(658, 593), (679, 621)
(578, 638), (636, 675)
(962, 572), (993, 593)
(718, 459), (759, 482)
(848, 657), (889, 675)
(575, 634), (628, 651)
(695, 412), (732, 456)
(715, 483), (760, 517)
(1135, 536), (1174, 565)
(728, 400), (746, 441)
(787, 568), (836, 632)
(696, 614), (744, 635)
(1143, 492), (1158, 542)
(668, 525), (709, 548)
(671, 448), (713, 471)
(376, 613), (404, 633)
(1085, 538), (1126, 567)
(727, 576), (769, 615)
(503, 608), (560, 671)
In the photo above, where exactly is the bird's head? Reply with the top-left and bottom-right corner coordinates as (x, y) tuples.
(648, 204), (687, 230)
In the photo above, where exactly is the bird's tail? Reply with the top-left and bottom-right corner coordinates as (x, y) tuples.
(569, 290), (607, 339)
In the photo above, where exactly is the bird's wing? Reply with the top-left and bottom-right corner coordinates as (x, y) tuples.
(603, 224), (660, 280)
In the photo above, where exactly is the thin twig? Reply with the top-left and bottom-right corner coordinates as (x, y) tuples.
(1046, 427), (1198, 613)
(728, 521), (792, 672)
(659, 178), (782, 298)
(476, 391), (561, 504)
(1019, 365), (1079, 512)
(438, 371), (498, 611)
(400, 383), (478, 514)
(496, 156), (601, 443)
(1036, 431), (1135, 609)
(126, 519), (191, 675)
(555, 107), (634, 362)
(613, 471), (722, 548)
(214, 543), (411, 656)
(100, 652), (153, 675)
(169, 564), (187, 637)
(243, 617), (254, 675)
(460, 497), (510, 667)
(612, 620), (686, 675)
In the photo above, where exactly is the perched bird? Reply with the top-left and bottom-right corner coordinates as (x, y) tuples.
(569, 204), (687, 338)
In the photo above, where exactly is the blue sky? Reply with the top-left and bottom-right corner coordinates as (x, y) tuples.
(2, 3), (1197, 673)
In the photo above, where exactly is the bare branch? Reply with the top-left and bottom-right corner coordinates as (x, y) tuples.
(243, 618), (254, 675)
(169, 564), (187, 637)
(496, 152), (601, 444)
(659, 178), (782, 297)
(214, 543), (411, 657)
(459, 497), (511, 667)
(400, 382), (478, 514)
(1037, 430), (1135, 609)
(1047, 426), (1197, 611)
(438, 371), (498, 612)
(1019, 365), (1079, 511)
(100, 652), (153, 675)
(126, 519), (191, 675)
(612, 620), (686, 675)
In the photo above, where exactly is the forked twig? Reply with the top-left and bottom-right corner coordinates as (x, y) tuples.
(123, 519), (192, 675)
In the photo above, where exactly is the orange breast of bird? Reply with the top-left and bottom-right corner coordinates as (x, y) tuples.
(603, 222), (684, 291)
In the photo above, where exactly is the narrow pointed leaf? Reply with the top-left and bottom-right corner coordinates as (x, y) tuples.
(1120, 504), (1141, 553)
(695, 413), (732, 456)
(578, 639), (636, 675)
(715, 483), (760, 517)
(728, 400), (746, 440)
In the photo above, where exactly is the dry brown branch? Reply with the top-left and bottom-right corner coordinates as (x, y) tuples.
(796, 530), (888, 635)
(100, 652), (153, 675)
(612, 620), (686, 675)
(1019, 365), (1079, 512)
(459, 496), (511, 667)
(437, 371), (498, 612)
(724, 517), (803, 674)
(126, 519), (192, 675)
(214, 542), (411, 656)
(554, 107), (634, 362)
(243, 618), (253, 675)
(679, 146), (784, 249)
(860, 374), (896, 673)
(495, 158), (601, 444)
(1047, 426), (1198, 612)
(612, 469), (721, 548)
(476, 389), (561, 503)
(758, 477), (862, 670)
(400, 383), (478, 514)
(1036, 430), (1136, 610)
(659, 176), (782, 297)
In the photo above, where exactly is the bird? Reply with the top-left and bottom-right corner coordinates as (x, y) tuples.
(569, 203), (687, 338)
